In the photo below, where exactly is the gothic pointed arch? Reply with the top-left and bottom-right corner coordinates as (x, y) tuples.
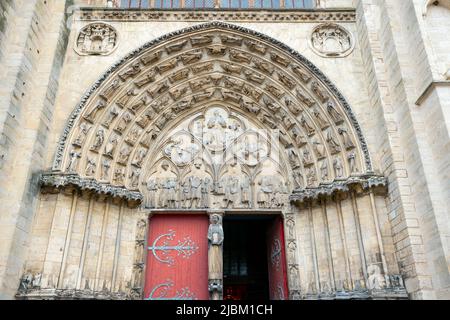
(43, 21), (385, 208)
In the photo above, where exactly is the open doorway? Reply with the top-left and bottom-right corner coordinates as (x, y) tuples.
(222, 215), (288, 300)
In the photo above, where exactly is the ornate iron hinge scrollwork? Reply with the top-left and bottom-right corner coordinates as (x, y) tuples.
(147, 230), (199, 266)
(145, 280), (197, 300)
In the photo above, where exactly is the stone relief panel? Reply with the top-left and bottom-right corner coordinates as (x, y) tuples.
(75, 22), (118, 56)
(310, 23), (354, 58)
(55, 23), (374, 209)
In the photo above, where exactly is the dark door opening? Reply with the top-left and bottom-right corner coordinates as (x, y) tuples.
(223, 215), (274, 300)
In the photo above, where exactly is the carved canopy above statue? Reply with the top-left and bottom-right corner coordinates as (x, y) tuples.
(46, 22), (383, 209)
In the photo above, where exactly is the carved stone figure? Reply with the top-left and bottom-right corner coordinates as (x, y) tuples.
(348, 151), (358, 174)
(293, 169), (304, 189)
(91, 128), (105, 152)
(240, 100), (260, 114)
(223, 176), (240, 209)
(326, 129), (341, 154)
(115, 112), (133, 133)
(19, 273), (33, 291)
(101, 159), (111, 180)
(135, 69), (158, 88)
(291, 64), (312, 83)
(221, 90), (242, 103)
(206, 45), (227, 56)
(155, 111), (175, 130)
(221, 63), (242, 75)
(291, 126), (307, 147)
(104, 133), (119, 157)
(147, 81), (169, 98)
(132, 147), (148, 167)
(119, 63), (141, 81)
(300, 114), (315, 136)
(165, 40), (188, 54)
(169, 86), (189, 101)
(190, 35), (213, 46)
(287, 148), (301, 169)
(327, 101), (343, 124)
(253, 58), (274, 75)
(191, 62), (213, 74)
(103, 106), (119, 128)
(85, 157), (96, 176)
(313, 107), (330, 129)
(146, 178), (158, 208)
(130, 168), (141, 189)
(302, 148), (314, 167)
(263, 97), (280, 113)
(240, 176), (251, 208)
(157, 58), (178, 74)
(136, 109), (155, 128)
(338, 127), (355, 150)
(140, 50), (162, 65)
(306, 168), (317, 187)
(73, 122), (91, 147)
(245, 40), (267, 54)
(265, 84), (284, 99)
(113, 167), (125, 185)
(243, 70), (265, 84)
(277, 72), (296, 89)
(220, 34), (243, 46)
(312, 138), (326, 159)
(333, 157), (344, 178)
(229, 49), (252, 63)
(100, 78), (121, 101)
(193, 89), (214, 103)
(76, 22), (118, 56)
(125, 127), (142, 146)
(179, 50), (203, 65)
(311, 81), (329, 102)
(296, 89), (315, 107)
(168, 69), (190, 83)
(116, 89), (138, 107)
(367, 265), (386, 290)
(286, 215), (296, 239)
(117, 145), (132, 164)
(320, 160), (329, 181)
(270, 52), (290, 67)
(311, 24), (353, 57)
(208, 214), (224, 300)
(201, 178), (211, 209)
(67, 150), (81, 172)
(257, 176), (274, 208)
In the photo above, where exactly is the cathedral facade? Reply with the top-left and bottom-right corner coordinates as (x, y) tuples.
(0, 0), (449, 300)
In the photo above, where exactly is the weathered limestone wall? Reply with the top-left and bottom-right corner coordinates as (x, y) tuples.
(0, 0), (73, 299)
(21, 189), (142, 298)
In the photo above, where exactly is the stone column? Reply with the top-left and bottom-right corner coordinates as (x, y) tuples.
(207, 211), (224, 300)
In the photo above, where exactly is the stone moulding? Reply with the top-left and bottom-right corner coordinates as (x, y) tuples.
(289, 175), (387, 203)
(76, 8), (356, 23)
(40, 172), (143, 204)
(16, 288), (130, 300)
(53, 21), (373, 173)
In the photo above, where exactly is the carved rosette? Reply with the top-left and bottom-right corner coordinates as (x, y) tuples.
(75, 22), (118, 56)
(310, 23), (354, 58)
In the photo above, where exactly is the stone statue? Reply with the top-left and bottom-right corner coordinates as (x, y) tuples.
(208, 214), (224, 300)
(287, 148), (301, 169)
(201, 178), (211, 209)
(103, 106), (119, 128)
(130, 168), (141, 189)
(300, 114), (315, 136)
(326, 129), (341, 154)
(113, 167), (125, 185)
(179, 50), (203, 65)
(302, 148), (314, 166)
(320, 160), (329, 181)
(115, 112), (133, 133)
(132, 147), (148, 168)
(85, 157), (96, 176)
(333, 157), (344, 178)
(257, 176), (274, 208)
(348, 151), (358, 174)
(104, 134), (119, 157)
(338, 127), (355, 150)
(118, 63), (141, 81)
(223, 176), (239, 209)
(146, 178), (158, 208)
(67, 150), (81, 172)
(188, 175), (202, 209)
(74, 122), (91, 147)
(313, 107), (329, 129)
(240, 176), (251, 208)
(91, 128), (105, 152)
(367, 265), (386, 290)
(312, 138), (326, 159)
(116, 89), (137, 108)
(327, 101), (343, 123)
(84, 100), (106, 122)
(306, 168), (317, 187)
(136, 219), (147, 241)
(101, 159), (111, 180)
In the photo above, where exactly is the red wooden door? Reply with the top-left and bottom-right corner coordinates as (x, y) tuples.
(266, 215), (289, 300)
(143, 214), (209, 300)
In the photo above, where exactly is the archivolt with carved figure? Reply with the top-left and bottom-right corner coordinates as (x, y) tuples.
(22, 22), (406, 300)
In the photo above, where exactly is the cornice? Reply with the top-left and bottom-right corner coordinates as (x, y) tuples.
(75, 8), (356, 23)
